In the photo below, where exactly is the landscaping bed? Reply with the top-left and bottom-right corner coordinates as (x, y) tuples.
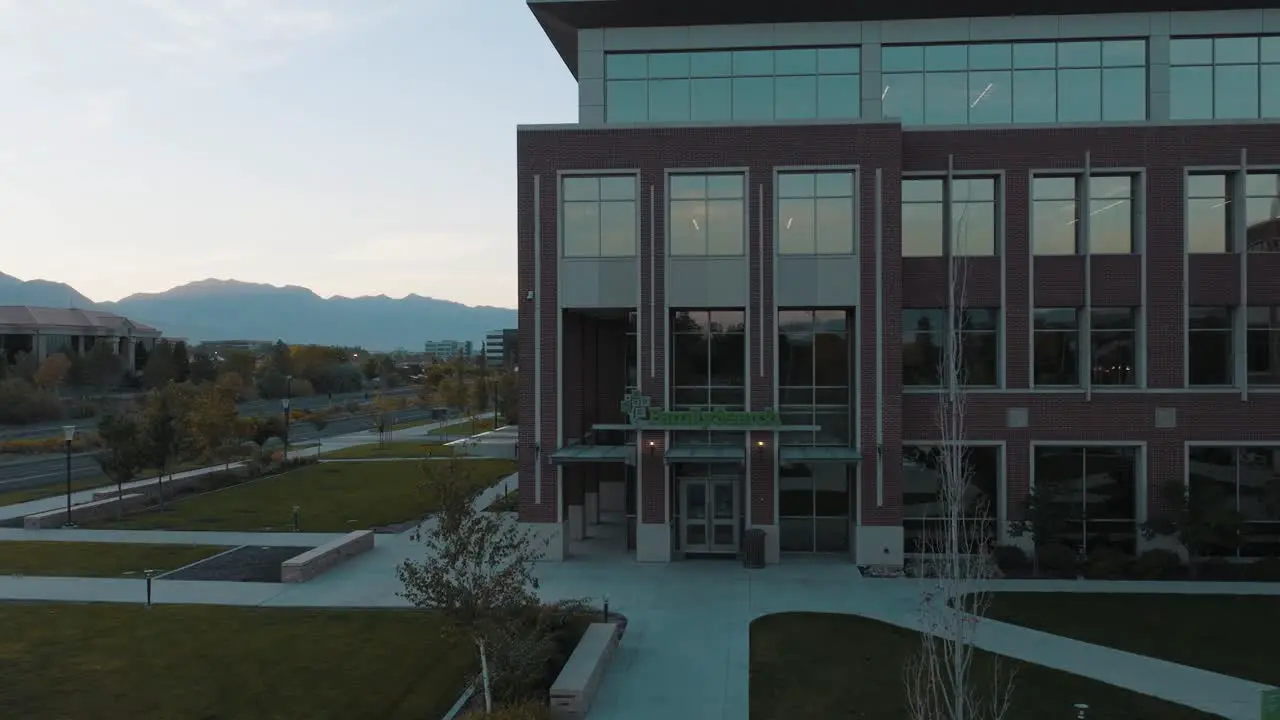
(992, 543), (1280, 582)
(487, 489), (519, 513)
(322, 440), (461, 460)
(0, 603), (475, 720)
(162, 545), (314, 583)
(749, 612), (1219, 720)
(0, 541), (228, 578)
(986, 592), (1280, 687)
(89, 458), (516, 532)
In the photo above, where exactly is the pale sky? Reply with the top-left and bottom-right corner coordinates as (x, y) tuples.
(0, 0), (576, 308)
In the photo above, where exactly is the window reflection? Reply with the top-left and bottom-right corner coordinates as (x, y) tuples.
(605, 47), (861, 123)
(883, 39), (1146, 126)
(1032, 177), (1079, 255)
(669, 174), (744, 256)
(1171, 34), (1280, 120)
(777, 172), (856, 255)
(1187, 446), (1280, 558)
(1031, 445), (1138, 554)
(1246, 306), (1280, 385)
(561, 176), (637, 257)
(902, 445), (1000, 554)
(1245, 172), (1280, 253)
(901, 177), (997, 257)
(778, 309), (852, 448)
(1187, 174), (1233, 253)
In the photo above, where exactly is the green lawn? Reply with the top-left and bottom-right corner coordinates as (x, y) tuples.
(0, 541), (228, 578)
(487, 489), (519, 512)
(322, 441), (459, 460)
(0, 603), (473, 720)
(0, 459), (211, 508)
(429, 417), (501, 437)
(750, 612), (1219, 720)
(90, 458), (517, 532)
(987, 593), (1280, 687)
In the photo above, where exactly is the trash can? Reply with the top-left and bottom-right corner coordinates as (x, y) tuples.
(743, 528), (766, 569)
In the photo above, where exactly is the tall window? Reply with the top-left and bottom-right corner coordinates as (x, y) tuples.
(1187, 446), (1280, 558)
(778, 462), (852, 553)
(1188, 307), (1234, 386)
(1187, 173), (1233, 253)
(605, 47), (861, 123)
(562, 175), (638, 257)
(901, 177), (998, 256)
(902, 445), (1000, 554)
(1091, 308), (1138, 386)
(669, 174), (745, 256)
(1170, 35), (1280, 120)
(1032, 445), (1139, 554)
(778, 172), (856, 255)
(1245, 171), (1280, 253)
(901, 308), (999, 387)
(1246, 306), (1280, 386)
(882, 39), (1146, 126)
(669, 309), (746, 413)
(1032, 175), (1136, 255)
(778, 309), (851, 445)
(1033, 308), (1080, 386)
(625, 312), (638, 396)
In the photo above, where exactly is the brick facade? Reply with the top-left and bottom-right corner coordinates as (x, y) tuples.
(518, 121), (1280, 543)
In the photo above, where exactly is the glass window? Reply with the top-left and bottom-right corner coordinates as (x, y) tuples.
(959, 308), (999, 386)
(1012, 69), (1057, 123)
(562, 176), (637, 257)
(903, 308), (945, 386)
(901, 177), (997, 257)
(817, 75), (861, 119)
(882, 72), (924, 124)
(902, 179), (943, 257)
(1245, 172), (1280, 253)
(670, 174), (744, 256)
(775, 48), (817, 76)
(1058, 68), (1101, 122)
(818, 47), (861, 74)
(1187, 173), (1233, 253)
(1033, 308), (1080, 386)
(778, 309), (852, 448)
(670, 308), (745, 410)
(733, 76), (774, 120)
(1188, 306), (1235, 386)
(902, 445), (1000, 554)
(775, 75), (817, 119)
(1170, 34), (1280, 120)
(1033, 177), (1079, 255)
(648, 79), (690, 121)
(778, 172), (856, 255)
(606, 81), (648, 122)
(1187, 446), (1280, 558)
(952, 178), (997, 256)
(606, 53), (647, 80)
(924, 71), (968, 125)
(1247, 306), (1280, 385)
(968, 70), (1012, 124)
(1089, 176), (1134, 254)
(1090, 308), (1137, 386)
(1030, 445), (1138, 555)
(691, 78), (732, 121)
(1102, 67), (1146, 121)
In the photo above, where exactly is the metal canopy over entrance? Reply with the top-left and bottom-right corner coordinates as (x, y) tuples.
(665, 445), (746, 463)
(779, 446), (863, 464)
(549, 445), (636, 465)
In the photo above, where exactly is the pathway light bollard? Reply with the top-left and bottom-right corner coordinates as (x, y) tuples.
(1074, 703), (1089, 719)
(293, 505), (301, 532)
(144, 569), (157, 609)
(62, 425), (77, 528)
(602, 596), (609, 624)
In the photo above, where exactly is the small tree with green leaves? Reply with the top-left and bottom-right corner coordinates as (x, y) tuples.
(95, 412), (146, 518)
(1008, 475), (1079, 577)
(1142, 479), (1243, 578)
(141, 385), (184, 509)
(397, 459), (544, 714)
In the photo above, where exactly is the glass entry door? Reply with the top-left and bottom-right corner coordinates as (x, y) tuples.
(680, 477), (739, 554)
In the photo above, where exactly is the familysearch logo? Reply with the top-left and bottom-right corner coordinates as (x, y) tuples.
(619, 392), (781, 428)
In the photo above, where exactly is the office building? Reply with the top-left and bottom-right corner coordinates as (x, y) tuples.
(485, 328), (518, 369)
(423, 339), (474, 361)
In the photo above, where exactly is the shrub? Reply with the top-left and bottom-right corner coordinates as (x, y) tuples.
(1132, 548), (1184, 580)
(991, 544), (1031, 575)
(1198, 557), (1239, 581)
(66, 400), (99, 419)
(477, 700), (551, 720)
(1240, 556), (1280, 582)
(1084, 546), (1131, 579)
(343, 399), (361, 414)
(0, 379), (64, 424)
(1035, 543), (1080, 578)
(0, 433), (102, 455)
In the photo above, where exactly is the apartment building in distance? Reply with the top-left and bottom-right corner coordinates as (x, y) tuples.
(423, 339), (474, 361)
(485, 328), (519, 370)
(517, 1), (1280, 566)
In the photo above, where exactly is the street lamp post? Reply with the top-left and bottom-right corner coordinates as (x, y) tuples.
(62, 425), (76, 527)
(283, 375), (293, 458)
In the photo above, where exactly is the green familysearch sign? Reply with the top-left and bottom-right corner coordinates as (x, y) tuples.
(620, 392), (782, 428)
(1263, 688), (1280, 720)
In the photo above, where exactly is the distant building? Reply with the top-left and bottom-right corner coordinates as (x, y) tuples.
(197, 340), (275, 358)
(423, 339), (473, 361)
(0, 306), (163, 373)
(484, 329), (517, 370)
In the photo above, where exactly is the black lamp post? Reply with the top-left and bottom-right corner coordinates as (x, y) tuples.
(62, 425), (76, 527)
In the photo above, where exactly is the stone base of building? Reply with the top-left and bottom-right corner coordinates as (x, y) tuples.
(855, 525), (905, 567)
(521, 521), (568, 562)
(635, 522), (672, 562)
(754, 523), (781, 565)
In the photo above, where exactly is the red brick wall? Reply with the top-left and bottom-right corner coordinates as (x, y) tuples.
(519, 121), (1280, 531)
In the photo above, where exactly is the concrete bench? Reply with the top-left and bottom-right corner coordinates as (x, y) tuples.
(549, 622), (622, 720)
(280, 530), (374, 583)
(23, 493), (149, 529)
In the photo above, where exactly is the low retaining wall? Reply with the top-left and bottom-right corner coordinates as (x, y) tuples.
(549, 622), (623, 720)
(280, 530), (375, 583)
(23, 493), (149, 529)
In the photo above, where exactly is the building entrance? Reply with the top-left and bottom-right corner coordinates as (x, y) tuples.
(678, 474), (739, 554)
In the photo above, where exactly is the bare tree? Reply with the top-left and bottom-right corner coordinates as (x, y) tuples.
(904, 213), (1015, 720)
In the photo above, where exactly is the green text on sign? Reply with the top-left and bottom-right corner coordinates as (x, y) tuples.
(1262, 688), (1280, 720)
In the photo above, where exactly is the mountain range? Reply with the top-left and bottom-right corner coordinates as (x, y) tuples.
(0, 271), (516, 352)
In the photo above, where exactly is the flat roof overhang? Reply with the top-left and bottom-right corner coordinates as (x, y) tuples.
(529, 0), (1252, 77)
(550, 444), (636, 465)
(665, 444), (746, 463)
(780, 446), (863, 464)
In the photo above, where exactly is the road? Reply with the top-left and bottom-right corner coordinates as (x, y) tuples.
(0, 407), (441, 494)
(0, 387), (417, 441)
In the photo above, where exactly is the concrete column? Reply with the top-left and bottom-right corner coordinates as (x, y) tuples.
(126, 339), (137, 372)
(34, 334), (47, 362)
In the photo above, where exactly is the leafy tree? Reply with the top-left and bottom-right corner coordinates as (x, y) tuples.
(397, 459), (544, 713)
(187, 383), (240, 465)
(12, 351), (38, 383)
(140, 383), (187, 508)
(220, 350), (257, 385)
(189, 351), (217, 384)
(0, 378), (63, 424)
(171, 341), (191, 384)
(1142, 479), (1243, 577)
(1008, 475), (1080, 577)
(141, 341), (176, 389)
(494, 371), (518, 424)
(95, 413), (146, 517)
(361, 355), (380, 381)
(215, 371), (252, 402)
(267, 340), (292, 377)
(34, 352), (73, 395)
(82, 341), (124, 392)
